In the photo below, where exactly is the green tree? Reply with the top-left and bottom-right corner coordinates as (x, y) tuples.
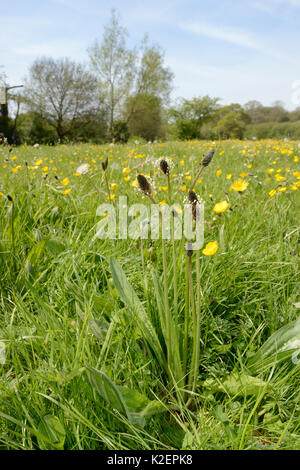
(111, 120), (130, 143)
(214, 111), (248, 139)
(125, 39), (173, 126)
(88, 10), (173, 138)
(24, 57), (99, 140)
(88, 9), (136, 136)
(244, 100), (289, 124)
(168, 96), (220, 139)
(125, 93), (164, 141)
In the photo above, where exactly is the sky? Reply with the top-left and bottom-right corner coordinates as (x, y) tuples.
(1, 0), (300, 109)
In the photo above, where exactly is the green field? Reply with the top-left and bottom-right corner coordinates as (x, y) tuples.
(0, 139), (299, 450)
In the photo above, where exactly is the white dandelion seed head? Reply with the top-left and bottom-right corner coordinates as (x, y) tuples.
(76, 163), (89, 175)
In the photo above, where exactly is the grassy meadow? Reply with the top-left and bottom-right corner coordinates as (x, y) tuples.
(0, 139), (299, 450)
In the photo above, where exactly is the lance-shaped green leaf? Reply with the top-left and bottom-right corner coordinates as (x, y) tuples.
(110, 258), (167, 372)
(37, 415), (66, 450)
(248, 317), (300, 373)
(86, 367), (166, 428)
(202, 372), (269, 397)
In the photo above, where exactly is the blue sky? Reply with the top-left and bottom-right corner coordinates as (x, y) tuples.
(1, 0), (300, 109)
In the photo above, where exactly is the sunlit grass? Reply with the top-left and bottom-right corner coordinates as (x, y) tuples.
(0, 139), (299, 450)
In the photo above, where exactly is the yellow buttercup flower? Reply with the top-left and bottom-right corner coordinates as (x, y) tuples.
(216, 169), (222, 176)
(35, 159), (43, 166)
(275, 174), (286, 182)
(269, 189), (276, 197)
(61, 177), (69, 186)
(226, 174), (232, 179)
(278, 187), (287, 192)
(230, 180), (249, 192)
(61, 188), (71, 195)
(122, 167), (131, 175)
(213, 200), (229, 214)
(111, 183), (118, 191)
(202, 241), (218, 256)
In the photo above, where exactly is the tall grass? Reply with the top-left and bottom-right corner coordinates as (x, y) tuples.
(0, 139), (299, 450)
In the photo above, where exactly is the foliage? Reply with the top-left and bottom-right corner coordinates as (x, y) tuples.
(214, 111), (249, 139)
(244, 100), (290, 124)
(126, 94), (164, 141)
(245, 120), (300, 140)
(168, 96), (220, 139)
(88, 9), (173, 136)
(23, 57), (99, 140)
(110, 120), (130, 143)
(0, 139), (299, 449)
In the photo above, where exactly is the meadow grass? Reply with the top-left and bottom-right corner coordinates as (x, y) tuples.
(0, 139), (299, 450)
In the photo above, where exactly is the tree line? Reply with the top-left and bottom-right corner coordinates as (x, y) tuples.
(1, 9), (300, 145)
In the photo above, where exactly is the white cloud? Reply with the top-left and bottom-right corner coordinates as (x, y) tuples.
(270, 0), (300, 6)
(167, 56), (299, 109)
(178, 20), (299, 67)
(252, 0), (300, 13)
(13, 40), (86, 60)
(178, 21), (260, 49)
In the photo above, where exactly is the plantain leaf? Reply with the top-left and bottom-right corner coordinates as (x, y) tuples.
(76, 303), (108, 341)
(110, 258), (167, 372)
(151, 268), (183, 386)
(86, 366), (128, 416)
(151, 268), (166, 336)
(37, 415), (66, 450)
(45, 239), (66, 256)
(202, 372), (268, 396)
(248, 317), (300, 373)
(86, 367), (166, 428)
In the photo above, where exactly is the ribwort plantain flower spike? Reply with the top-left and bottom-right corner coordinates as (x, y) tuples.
(190, 149), (215, 190)
(137, 174), (152, 195)
(102, 157), (108, 172)
(188, 190), (200, 221)
(159, 159), (170, 175)
(188, 190), (198, 204)
(201, 149), (215, 167)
